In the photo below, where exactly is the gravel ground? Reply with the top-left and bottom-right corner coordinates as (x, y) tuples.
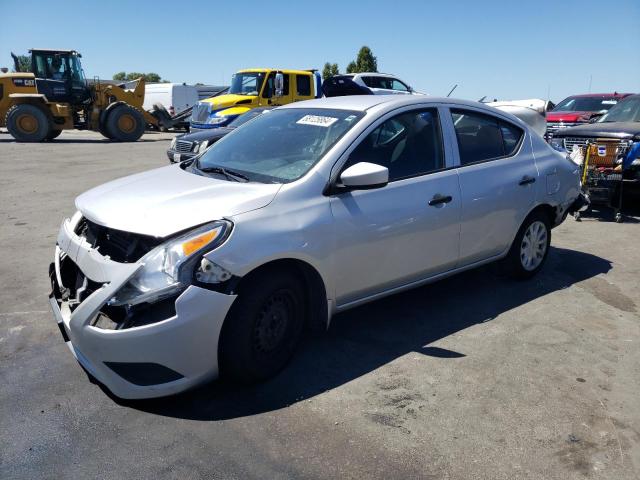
(1, 129), (639, 480)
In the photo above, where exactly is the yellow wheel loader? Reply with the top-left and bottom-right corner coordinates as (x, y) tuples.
(0, 49), (170, 142)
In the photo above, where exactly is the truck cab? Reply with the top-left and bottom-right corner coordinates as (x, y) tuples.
(190, 68), (322, 130)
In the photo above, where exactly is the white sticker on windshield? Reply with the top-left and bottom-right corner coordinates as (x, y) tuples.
(602, 100), (618, 105)
(297, 115), (338, 127)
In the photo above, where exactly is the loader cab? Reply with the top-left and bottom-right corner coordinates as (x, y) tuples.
(29, 49), (90, 104)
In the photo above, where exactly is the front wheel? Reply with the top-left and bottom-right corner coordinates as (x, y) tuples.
(504, 211), (551, 279)
(219, 270), (305, 383)
(5, 104), (51, 142)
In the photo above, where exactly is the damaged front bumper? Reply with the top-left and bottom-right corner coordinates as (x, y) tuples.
(48, 217), (237, 399)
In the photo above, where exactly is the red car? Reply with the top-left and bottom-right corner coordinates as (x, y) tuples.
(546, 92), (633, 138)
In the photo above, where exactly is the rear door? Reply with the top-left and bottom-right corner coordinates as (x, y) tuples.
(329, 106), (461, 306)
(447, 107), (537, 265)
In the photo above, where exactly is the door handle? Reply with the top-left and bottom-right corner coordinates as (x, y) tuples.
(519, 176), (536, 186)
(428, 194), (453, 206)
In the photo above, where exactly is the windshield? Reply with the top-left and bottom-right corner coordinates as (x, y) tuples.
(598, 97), (640, 123)
(195, 108), (363, 183)
(229, 72), (265, 96)
(553, 96), (620, 112)
(228, 108), (269, 128)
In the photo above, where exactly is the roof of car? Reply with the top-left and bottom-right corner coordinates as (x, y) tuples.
(283, 95), (486, 112)
(563, 92), (633, 98)
(29, 49), (80, 55)
(238, 68), (315, 75)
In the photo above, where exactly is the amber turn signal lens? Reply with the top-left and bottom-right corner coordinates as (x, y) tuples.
(181, 229), (220, 256)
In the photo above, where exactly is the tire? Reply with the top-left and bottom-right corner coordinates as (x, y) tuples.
(219, 269), (306, 383)
(105, 105), (145, 142)
(504, 210), (551, 280)
(98, 112), (115, 140)
(45, 129), (62, 140)
(5, 104), (51, 142)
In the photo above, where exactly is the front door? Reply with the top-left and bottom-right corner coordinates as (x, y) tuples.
(329, 107), (461, 306)
(261, 72), (293, 107)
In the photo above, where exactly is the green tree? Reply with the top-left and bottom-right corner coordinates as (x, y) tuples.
(125, 72), (145, 81)
(321, 62), (339, 80)
(12, 54), (31, 73)
(345, 61), (357, 74)
(142, 72), (162, 83)
(353, 46), (377, 73)
(112, 72), (169, 82)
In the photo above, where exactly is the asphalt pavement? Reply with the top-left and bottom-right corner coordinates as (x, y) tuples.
(1, 129), (639, 479)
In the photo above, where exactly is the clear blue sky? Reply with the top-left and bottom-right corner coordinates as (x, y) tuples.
(2, 0), (639, 103)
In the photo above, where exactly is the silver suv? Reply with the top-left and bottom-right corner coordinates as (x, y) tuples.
(49, 96), (581, 399)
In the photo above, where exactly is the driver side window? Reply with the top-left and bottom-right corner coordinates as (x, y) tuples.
(344, 109), (444, 182)
(262, 73), (290, 98)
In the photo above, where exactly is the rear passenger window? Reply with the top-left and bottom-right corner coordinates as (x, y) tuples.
(296, 75), (311, 96)
(451, 110), (523, 165)
(500, 122), (522, 156)
(345, 109), (444, 181)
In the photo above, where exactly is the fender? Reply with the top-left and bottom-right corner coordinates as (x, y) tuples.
(8, 93), (48, 104)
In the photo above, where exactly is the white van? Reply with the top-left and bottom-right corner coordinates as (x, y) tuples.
(143, 83), (199, 116)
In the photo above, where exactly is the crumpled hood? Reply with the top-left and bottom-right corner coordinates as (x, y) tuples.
(75, 165), (281, 237)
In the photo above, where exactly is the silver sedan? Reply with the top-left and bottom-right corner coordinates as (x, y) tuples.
(49, 95), (581, 398)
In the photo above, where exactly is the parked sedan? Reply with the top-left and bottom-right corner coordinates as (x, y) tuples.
(49, 96), (581, 399)
(167, 107), (272, 163)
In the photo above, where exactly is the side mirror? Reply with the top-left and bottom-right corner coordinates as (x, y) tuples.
(274, 73), (284, 97)
(339, 162), (388, 190)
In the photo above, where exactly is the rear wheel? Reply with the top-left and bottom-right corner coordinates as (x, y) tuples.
(105, 105), (145, 142)
(5, 104), (51, 142)
(504, 210), (551, 279)
(219, 269), (305, 383)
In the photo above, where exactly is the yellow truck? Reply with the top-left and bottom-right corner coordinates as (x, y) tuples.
(190, 68), (322, 130)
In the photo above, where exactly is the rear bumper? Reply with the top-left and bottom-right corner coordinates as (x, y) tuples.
(568, 192), (590, 214)
(49, 217), (236, 399)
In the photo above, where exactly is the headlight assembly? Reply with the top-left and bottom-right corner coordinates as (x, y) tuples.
(205, 115), (227, 126)
(197, 140), (210, 153)
(109, 220), (232, 306)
